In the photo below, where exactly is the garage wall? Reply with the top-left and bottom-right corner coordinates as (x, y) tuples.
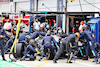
(0, 3), (9, 14)
(38, 0), (100, 12)
(38, 0), (57, 11)
(67, 0), (99, 12)
(95, 0), (100, 12)
(0, 0), (100, 14)
(16, 1), (30, 12)
(14, 0), (29, 2)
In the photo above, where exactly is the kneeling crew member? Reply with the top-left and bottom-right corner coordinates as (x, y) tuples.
(20, 39), (37, 61)
(39, 30), (57, 61)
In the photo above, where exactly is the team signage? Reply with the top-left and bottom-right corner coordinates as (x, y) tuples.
(0, 0), (9, 3)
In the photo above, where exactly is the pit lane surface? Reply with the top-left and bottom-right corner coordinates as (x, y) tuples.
(0, 54), (99, 67)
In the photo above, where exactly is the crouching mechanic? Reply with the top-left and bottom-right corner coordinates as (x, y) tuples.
(0, 21), (6, 61)
(20, 39), (37, 61)
(18, 35), (31, 47)
(5, 28), (16, 50)
(39, 30), (58, 61)
(30, 30), (46, 39)
(53, 33), (80, 63)
(18, 32), (27, 42)
(5, 36), (14, 50)
(56, 29), (68, 38)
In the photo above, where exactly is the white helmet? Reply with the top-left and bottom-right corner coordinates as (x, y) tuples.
(58, 29), (63, 34)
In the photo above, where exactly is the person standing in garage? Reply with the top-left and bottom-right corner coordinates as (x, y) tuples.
(72, 21), (80, 33)
(3, 19), (12, 32)
(33, 19), (41, 31)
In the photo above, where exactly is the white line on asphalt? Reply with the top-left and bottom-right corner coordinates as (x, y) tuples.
(14, 62), (30, 67)
(75, 61), (93, 67)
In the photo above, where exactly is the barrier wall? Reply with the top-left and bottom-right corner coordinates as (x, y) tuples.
(90, 17), (100, 44)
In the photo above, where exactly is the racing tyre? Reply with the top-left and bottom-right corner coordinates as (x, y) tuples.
(46, 48), (54, 60)
(13, 43), (25, 58)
